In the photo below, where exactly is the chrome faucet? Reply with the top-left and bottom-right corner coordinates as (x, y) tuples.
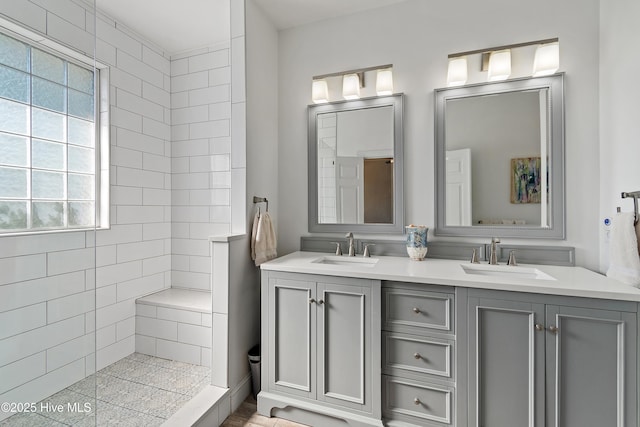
(489, 237), (500, 265)
(345, 232), (356, 256)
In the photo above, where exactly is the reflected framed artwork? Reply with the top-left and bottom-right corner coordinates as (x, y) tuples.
(511, 157), (541, 204)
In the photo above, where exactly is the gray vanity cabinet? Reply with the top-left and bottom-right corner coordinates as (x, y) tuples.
(467, 290), (637, 427)
(259, 271), (383, 427)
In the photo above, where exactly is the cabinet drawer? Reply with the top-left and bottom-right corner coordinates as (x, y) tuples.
(383, 288), (453, 334)
(383, 332), (453, 379)
(383, 376), (453, 425)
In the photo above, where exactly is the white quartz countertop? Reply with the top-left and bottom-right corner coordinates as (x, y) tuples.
(261, 251), (640, 302)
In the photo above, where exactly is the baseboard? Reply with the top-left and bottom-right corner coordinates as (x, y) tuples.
(230, 373), (252, 413)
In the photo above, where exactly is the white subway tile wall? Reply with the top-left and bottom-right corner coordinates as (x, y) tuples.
(171, 44), (233, 291)
(0, 0), (247, 419)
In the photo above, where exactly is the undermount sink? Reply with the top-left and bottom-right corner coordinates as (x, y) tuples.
(311, 256), (379, 267)
(461, 263), (556, 281)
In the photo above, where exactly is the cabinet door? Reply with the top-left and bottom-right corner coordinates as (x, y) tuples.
(267, 277), (316, 399)
(468, 296), (545, 427)
(317, 282), (372, 412)
(545, 305), (637, 427)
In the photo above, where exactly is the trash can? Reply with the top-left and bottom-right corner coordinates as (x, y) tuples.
(248, 344), (260, 400)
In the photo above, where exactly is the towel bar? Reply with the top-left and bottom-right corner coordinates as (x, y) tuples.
(621, 191), (640, 225)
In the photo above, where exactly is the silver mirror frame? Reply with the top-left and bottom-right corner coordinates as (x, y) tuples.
(308, 94), (404, 233)
(435, 74), (565, 239)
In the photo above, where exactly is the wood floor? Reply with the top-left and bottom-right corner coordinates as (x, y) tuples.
(221, 396), (308, 427)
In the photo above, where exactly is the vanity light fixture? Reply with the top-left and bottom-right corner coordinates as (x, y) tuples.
(376, 69), (394, 95)
(312, 79), (329, 104)
(487, 49), (512, 81)
(447, 37), (559, 85)
(342, 73), (362, 100)
(311, 64), (393, 103)
(532, 42), (560, 77)
(446, 57), (468, 87)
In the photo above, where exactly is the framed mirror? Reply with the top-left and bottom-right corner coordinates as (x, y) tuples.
(308, 94), (404, 233)
(435, 74), (565, 239)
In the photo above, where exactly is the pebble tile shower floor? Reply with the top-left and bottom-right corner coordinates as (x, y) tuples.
(1, 353), (210, 426)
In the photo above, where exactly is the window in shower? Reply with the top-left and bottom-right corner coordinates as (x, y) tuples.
(0, 30), (109, 234)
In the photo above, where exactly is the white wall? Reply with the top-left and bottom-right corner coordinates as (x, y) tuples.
(275, 0), (601, 269)
(0, 0), (172, 418)
(599, 0), (640, 272)
(246, 0), (279, 233)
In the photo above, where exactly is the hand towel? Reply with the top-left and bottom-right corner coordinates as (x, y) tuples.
(251, 211), (277, 266)
(607, 212), (640, 286)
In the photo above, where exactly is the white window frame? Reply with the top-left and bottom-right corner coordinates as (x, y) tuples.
(0, 20), (110, 235)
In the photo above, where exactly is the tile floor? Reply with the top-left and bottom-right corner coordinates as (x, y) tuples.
(1, 353), (211, 427)
(221, 396), (308, 427)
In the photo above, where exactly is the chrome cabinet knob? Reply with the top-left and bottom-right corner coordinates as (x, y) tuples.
(535, 324), (544, 331)
(548, 325), (559, 333)
(412, 307), (421, 314)
(309, 298), (316, 304)
(413, 397), (421, 405)
(318, 299), (324, 305)
(414, 353), (421, 360)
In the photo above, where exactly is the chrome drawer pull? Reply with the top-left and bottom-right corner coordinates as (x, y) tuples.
(412, 307), (421, 314)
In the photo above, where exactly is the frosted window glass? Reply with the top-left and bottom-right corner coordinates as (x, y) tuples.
(68, 146), (94, 173)
(68, 173), (94, 200)
(32, 139), (65, 170)
(32, 108), (65, 142)
(0, 33), (29, 72)
(0, 133), (28, 167)
(68, 117), (94, 147)
(0, 167), (27, 198)
(68, 89), (93, 120)
(0, 201), (27, 229)
(68, 63), (93, 94)
(32, 170), (64, 199)
(32, 201), (64, 228)
(32, 77), (66, 113)
(0, 65), (29, 103)
(69, 201), (94, 226)
(0, 98), (29, 135)
(32, 48), (65, 84)
(0, 31), (102, 233)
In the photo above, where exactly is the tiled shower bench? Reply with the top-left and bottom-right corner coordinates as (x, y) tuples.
(135, 288), (212, 367)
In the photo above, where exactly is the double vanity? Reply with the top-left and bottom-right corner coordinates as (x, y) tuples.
(255, 70), (631, 426)
(257, 251), (640, 427)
